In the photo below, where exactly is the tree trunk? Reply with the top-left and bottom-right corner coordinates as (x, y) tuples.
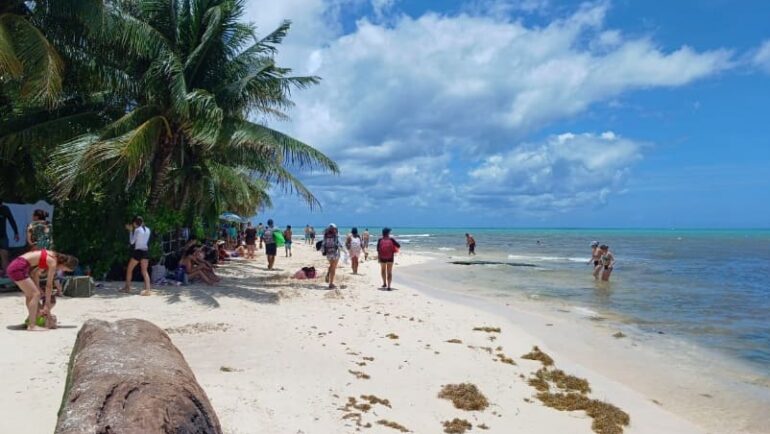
(55, 319), (223, 434)
(148, 133), (176, 210)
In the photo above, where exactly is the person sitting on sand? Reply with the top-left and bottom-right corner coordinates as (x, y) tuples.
(6, 248), (78, 330)
(321, 224), (342, 289)
(377, 228), (401, 290)
(589, 241), (602, 279)
(346, 227), (363, 275)
(27, 209), (53, 251)
(217, 241), (230, 261)
(465, 233), (476, 255)
(599, 245), (616, 282)
(180, 247), (216, 285)
(235, 242), (246, 258)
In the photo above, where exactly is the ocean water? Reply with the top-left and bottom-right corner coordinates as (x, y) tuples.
(374, 228), (770, 374)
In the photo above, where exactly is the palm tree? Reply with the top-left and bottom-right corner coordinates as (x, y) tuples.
(52, 0), (337, 216)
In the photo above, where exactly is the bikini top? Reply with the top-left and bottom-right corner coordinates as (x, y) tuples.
(39, 248), (49, 270)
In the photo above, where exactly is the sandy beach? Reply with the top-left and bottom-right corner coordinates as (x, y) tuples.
(0, 242), (746, 433)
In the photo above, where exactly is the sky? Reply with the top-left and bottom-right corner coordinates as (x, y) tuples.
(243, 0), (770, 229)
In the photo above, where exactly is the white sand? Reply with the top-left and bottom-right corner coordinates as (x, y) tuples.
(0, 243), (710, 433)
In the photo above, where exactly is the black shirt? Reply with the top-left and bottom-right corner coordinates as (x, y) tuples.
(0, 204), (19, 239)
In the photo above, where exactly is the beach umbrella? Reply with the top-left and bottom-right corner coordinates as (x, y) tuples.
(219, 212), (244, 223)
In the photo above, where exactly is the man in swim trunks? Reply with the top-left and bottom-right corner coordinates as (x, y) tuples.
(589, 241), (602, 279)
(0, 201), (20, 276)
(465, 233), (476, 255)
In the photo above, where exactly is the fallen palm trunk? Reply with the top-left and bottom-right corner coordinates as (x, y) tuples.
(55, 319), (222, 434)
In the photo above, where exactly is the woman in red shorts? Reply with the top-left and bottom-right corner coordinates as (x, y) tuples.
(6, 249), (78, 331)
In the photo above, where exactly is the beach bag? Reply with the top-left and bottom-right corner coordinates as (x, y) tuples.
(322, 236), (338, 256)
(378, 238), (396, 260)
(63, 276), (95, 298)
(273, 230), (285, 247)
(316, 240), (324, 253)
(151, 264), (166, 283)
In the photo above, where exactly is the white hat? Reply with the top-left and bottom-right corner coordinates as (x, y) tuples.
(329, 223), (337, 229)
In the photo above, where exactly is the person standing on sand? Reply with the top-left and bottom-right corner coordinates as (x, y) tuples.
(465, 233), (476, 255)
(122, 216), (152, 295)
(377, 228), (400, 290)
(589, 241), (602, 279)
(322, 224), (342, 289)
(7, 248), (78, 330)
(309, 226), (316, 244)
(262, 219), (277, 270)
(599, 244), (616, 282)
(0, 200), (20, 276)
(257, 222), (264, 249)
(244, 222), (257, 259)
(362, 228), (370, 261)
(346, 227), (363, 274)
(304, 225), (311, 245)
(27, 209), (53, 251)
(284, 225), (293, 257)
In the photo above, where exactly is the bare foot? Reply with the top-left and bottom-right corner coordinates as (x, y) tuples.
(140, 289), (152, 296)
(119, 287), (131, 294)
(27, 325), (50, 332)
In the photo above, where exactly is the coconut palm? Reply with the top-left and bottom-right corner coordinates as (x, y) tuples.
(52, 0), (338, 214)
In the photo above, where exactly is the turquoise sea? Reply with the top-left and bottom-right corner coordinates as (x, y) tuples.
(340, 228), (770, 374)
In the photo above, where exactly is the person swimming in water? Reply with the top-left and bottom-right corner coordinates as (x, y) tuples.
(589, 241), (602, 279)
(599, 244), (615, 282)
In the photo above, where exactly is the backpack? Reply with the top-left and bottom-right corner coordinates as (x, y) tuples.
(378, 237), (396, 260)
(322, 236), (338, 256)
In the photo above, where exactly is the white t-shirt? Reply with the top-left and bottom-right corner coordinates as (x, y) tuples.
(131, 226), (151, 251)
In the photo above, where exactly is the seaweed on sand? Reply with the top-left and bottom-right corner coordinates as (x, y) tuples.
(348, 370), (370, 379)
(442, 418), (473, 433)
(535, 392), (630, 434)
(438, 383), (489, 411)
(361, 394), (391, 408)
(521, 346), (554, 366)
(377, 419), (410, 432)
(446, 339), (463, 344)
(473, 326), (501, 333)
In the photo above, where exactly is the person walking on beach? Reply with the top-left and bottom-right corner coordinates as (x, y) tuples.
(346, 227), (363, 274)
(257, 222), (264, 249)
(0, 200), (20, 276)
(321, 224), (342, 289)
(362, 228), (370, 261)
(7, 248), (78, 330)
(284, 225), (293, 257)
(122, 216), (152, 295)
(304, 225), (311, 245)
(377, 228), (400, 290)
(589, 241), (602, 279)
(599, 244), (616, 282)
(27, 209), (53, 251)
(466, 233), (476, 255)
(309, 226), (316, 244)
(244, 222), (257, 259)
(262, 219), (277, 270)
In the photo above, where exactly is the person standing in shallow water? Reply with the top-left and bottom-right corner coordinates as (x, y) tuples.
(589, 241), (602, 279)
(599, 244), (616, 282)
(377, 228), (400, 290)
(465, 233), (476, 255)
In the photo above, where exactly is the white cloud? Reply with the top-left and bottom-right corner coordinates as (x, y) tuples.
(245, 1), (733, 215)
(752, 40), (770, 73)
(464, 132), (643, 213)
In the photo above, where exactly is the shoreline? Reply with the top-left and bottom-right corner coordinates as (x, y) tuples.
(0, 244), (763, 433)
(399, 256), (770, 434)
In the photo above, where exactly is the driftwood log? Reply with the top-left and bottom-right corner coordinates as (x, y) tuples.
(55, 319), (222, 434)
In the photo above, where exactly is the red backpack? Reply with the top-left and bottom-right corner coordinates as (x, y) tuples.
(378, 237), (396, 260)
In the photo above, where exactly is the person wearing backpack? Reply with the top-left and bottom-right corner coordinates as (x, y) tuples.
(262, 219), (277, 270)
(376, 227), (400, 290)
(321, 224), (342, 289)
(345, 227), (363, 274)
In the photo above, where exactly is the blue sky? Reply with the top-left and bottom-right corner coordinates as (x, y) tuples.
(243, 0), (770, 228)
